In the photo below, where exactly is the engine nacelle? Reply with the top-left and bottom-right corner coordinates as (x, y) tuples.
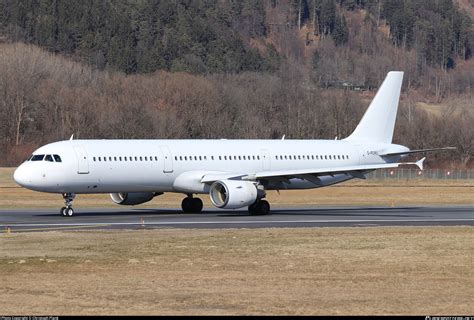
(209, 180), (258, 209)
(110, 192), (156, 206)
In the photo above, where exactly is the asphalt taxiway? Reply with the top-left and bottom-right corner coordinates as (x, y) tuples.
(0, 206), (473, 232)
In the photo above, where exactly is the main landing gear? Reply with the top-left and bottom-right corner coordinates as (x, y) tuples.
(60, 193), (76, 217)
(181, 195), (203, 213)
(248, 199), (270, 215)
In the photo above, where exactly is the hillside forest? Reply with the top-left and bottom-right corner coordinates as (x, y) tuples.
(0, 0), (473, 168)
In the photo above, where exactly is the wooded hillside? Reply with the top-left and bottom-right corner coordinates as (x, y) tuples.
(0, 0), (472, 167)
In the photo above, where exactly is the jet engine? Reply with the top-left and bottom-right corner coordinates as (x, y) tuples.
(209, 180), (258, 209)
(110, 192), (157, 206)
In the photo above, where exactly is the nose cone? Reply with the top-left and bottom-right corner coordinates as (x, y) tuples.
(13, 164), (29, 187)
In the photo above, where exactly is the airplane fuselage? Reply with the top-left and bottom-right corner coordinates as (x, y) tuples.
(14, 139), (403, 194)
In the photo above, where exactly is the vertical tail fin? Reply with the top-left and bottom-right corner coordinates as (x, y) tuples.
(345, 71), (404, 144)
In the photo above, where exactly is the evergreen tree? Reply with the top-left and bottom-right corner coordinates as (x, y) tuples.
(333, 13), (348, 46)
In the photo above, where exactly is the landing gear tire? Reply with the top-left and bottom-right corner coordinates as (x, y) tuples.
(181, 197), (203, 214)
(60, 206), (74, 217)
(248, 200), (270, 215)
(66, 207), (74, 217)
(191, 198), (203, 213)
(61, 193), (76, 217)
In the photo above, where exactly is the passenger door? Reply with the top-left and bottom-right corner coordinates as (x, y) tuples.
(260, 149), (271, 171)
(73, 145), (90, 174)
(159, 145), (174, 174)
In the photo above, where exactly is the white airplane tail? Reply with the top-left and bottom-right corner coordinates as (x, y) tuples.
(345, 71), (404, 144)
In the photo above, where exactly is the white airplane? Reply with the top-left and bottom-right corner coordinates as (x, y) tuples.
(13, 71), (454, 217)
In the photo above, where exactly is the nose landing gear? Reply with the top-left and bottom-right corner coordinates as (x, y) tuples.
(61, 193), (76, 217)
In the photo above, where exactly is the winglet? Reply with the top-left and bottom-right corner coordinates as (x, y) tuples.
(70, 134), (74, 140)
(416, 157), (426, 171)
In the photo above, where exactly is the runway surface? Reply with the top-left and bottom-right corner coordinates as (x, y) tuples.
(0, 206), (473, 232)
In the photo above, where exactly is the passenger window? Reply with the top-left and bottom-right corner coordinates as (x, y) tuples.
(53, 155), (62, 162)
(104, 157), (107, 162)
(199, 156), (202, 161)
(211, 156), (214, 160)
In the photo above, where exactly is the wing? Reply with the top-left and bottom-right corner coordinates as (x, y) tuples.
(380, 147), (456, 157)
(201, 159), (425, 184)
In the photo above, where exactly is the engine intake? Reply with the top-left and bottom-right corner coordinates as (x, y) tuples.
(110, 192), (157, 206)
(209, 180), (258, 209)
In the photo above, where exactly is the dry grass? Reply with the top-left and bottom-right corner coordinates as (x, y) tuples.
(0, 227), (472, 315)
(1, 168), (473, 208)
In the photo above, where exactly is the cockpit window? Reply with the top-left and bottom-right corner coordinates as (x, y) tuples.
(53, 155), (62, 162)
(45, 155), (54, 162)
(31, 154), (45, 161)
